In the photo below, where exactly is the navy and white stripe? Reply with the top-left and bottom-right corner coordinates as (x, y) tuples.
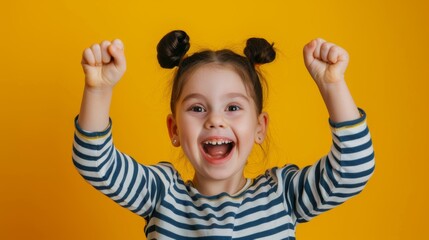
(72, 109), (374, 239)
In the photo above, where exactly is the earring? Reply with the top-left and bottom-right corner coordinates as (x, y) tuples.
(172, 138), (178, 146)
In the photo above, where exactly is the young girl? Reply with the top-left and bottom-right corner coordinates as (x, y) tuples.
(73, 30), (375, 239)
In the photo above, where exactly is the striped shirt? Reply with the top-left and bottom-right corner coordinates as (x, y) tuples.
(72, 109), (375, 239)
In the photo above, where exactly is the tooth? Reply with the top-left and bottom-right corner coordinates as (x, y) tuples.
(203, 139), (233, 145)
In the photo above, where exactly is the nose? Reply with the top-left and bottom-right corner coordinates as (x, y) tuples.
(204, 112), (227, 129)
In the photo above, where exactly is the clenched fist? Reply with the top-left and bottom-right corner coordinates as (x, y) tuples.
(303, 38), (349, 86)
(81, 39), (127, 90)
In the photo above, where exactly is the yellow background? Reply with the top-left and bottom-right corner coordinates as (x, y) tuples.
(1, 0), (428, 239)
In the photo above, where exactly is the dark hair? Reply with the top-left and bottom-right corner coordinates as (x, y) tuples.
(157, 30), (276, 115)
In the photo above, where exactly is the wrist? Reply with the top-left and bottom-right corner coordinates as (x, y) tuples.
(316, 79), (360, 123)
(84, 84), (114, 96)
(316, 78), (347, 96)
(78, 86), (113, 132)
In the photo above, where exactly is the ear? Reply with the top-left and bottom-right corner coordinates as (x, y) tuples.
(255, 112), (269, 144)
(166, 114), (180, 147)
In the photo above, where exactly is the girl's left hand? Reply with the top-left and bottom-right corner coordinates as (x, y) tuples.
(303, 38), (349, 86)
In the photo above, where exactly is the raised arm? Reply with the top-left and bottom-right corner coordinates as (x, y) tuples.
(279, 39), (375, 223)
(78, 39), (126, 131)
(73, 40), (170, 218)
(303, 38), (360, 123)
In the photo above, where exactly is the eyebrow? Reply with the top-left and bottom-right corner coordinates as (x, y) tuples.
(181, 93), (250, 103)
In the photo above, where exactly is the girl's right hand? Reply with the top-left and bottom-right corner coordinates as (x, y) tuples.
(81, 39), (126, 90)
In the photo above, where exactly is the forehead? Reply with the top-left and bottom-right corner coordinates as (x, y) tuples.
(182, 63), (249, 95)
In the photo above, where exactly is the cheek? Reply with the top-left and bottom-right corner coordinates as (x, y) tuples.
(233, 117), (258, 138)
(178, 116), (201, 141)
(233, 121), (258, 160)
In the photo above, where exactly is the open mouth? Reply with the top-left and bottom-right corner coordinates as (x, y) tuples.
(201, 139), (235, 162)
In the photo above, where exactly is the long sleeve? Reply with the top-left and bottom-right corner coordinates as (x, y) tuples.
(282, 108), (375, 223)
(72, 116), (171, 218)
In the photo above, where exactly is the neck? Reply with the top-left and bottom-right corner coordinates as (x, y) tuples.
(192, 174), (247, 196)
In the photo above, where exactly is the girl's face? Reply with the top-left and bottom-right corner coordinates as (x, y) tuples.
(167, 63), (268, 186)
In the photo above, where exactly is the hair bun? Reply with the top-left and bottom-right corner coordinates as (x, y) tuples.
(157, 30), (190, 69)
(244, 38), (276, 65)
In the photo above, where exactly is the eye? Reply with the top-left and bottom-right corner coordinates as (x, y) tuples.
(189, 105), (206, 112)
(227, 105), (241, 111)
